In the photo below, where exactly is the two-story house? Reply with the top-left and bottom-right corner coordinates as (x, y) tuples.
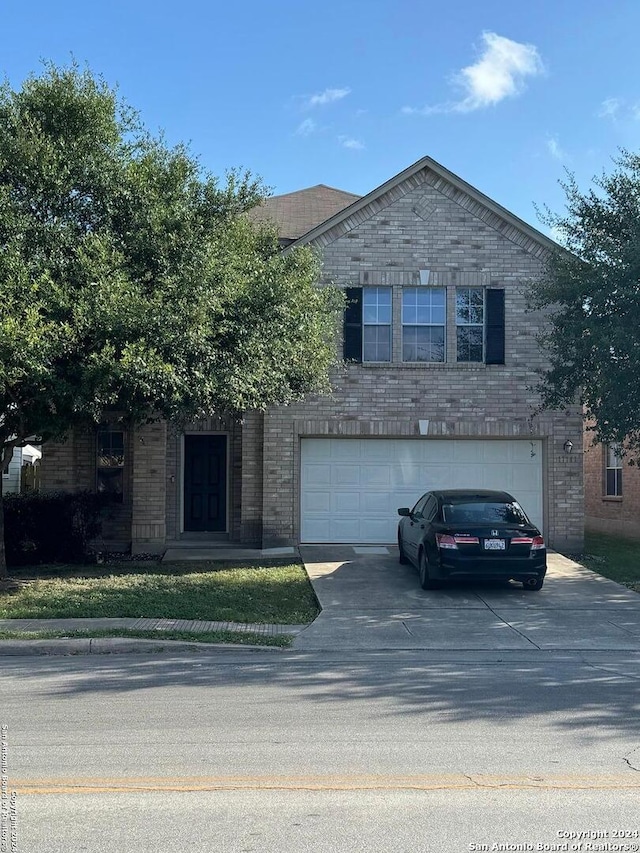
(39, 156), (584, 553)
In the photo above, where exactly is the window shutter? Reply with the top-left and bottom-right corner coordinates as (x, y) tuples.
(485, 288), (505, 365)
(343, 287), (363, 362)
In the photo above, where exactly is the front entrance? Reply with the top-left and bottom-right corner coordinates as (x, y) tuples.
(183, 435), (227, 532)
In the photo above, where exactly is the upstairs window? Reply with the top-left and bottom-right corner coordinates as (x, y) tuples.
(402, 288), (445, 362)
(363, 286), (391, 362)
(605, 444), (623, 496)
(456, 287), (484, 362)
(97, 427), (125, 502)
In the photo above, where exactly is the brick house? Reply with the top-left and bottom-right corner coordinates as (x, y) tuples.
(584, 434), (640, 540)
(39, 155), (584, 553)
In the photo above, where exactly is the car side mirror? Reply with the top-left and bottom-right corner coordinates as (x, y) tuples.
(397, 507), (410, 517)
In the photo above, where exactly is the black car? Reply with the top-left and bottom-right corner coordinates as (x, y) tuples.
(397, 489), (547, 591)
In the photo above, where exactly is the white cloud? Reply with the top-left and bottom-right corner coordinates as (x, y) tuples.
(598, 97), (623, 120)
(454, 32), (544, 111)
(306, 87), (351, 108)
(295, 118), (317, 136)
(403, 31), (544, 115)
(546, 135), (569, 162)
(338, 136), (365, 150)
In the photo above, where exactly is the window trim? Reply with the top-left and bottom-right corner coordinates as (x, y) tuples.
(401, 287), (446, 363)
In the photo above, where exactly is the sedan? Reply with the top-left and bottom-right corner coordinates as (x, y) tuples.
(397, 489), (547, 591)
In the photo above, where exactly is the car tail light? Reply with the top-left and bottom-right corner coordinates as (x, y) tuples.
(510, 536), (534, 545)
(531, 536), (545, 550)
(436, 534), (458, 549)
(453, 534), (480, 544)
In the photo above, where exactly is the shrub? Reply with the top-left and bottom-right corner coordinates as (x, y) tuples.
(3, 491), (104, 566)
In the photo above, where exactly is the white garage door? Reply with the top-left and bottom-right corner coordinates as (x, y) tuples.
(300, 438), (543, 544)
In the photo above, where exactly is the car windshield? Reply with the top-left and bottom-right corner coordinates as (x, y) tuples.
(442, 501), (529, 525)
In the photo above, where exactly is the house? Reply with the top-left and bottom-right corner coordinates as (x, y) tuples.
(1, 444), (41, 495)
(38, 155), (584, 553)
(584, 435), (640, 540)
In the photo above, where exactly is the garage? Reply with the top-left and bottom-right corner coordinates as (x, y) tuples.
(300, 438), (544, 544)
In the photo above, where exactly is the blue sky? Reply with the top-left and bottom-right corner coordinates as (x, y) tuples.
(2, 0), (640, 233)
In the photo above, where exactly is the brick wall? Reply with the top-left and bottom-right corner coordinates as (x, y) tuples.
(584, 432), (640, 540)
(255, 167), (584, 552)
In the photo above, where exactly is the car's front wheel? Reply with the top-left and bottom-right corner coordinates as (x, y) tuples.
(418, 549), (440, 590)
(522, 576), (544, 591)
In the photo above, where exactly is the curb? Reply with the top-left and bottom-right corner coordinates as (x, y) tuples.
(0, 637), (288, 656)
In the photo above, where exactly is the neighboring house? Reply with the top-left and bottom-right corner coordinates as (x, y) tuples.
(1, 444), (41, 494)
(584, 436), (640, 540)
(2, 446), (23, 495)
(39, 155), (584, 553)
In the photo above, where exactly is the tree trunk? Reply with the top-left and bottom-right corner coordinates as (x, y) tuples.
(0, 469), (6, 579)
(0, 443), (14, 579)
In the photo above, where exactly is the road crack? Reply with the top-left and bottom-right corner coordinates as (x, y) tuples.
(622, 745), (640, 772)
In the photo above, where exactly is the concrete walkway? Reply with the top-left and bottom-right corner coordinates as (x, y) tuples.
(292, 547), (640, 652)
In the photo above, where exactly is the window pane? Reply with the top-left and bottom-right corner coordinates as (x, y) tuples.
(97, 468), (123, 501)
(404, 288), (446, 325)
(607, 444), (622, 467)
(363, 325), (391, 362)
(456, 288), (484, 324)
(457, 326), (483, 362)
(403, 326), (445, 362)
(364, 287), (392, 325)
(456, 290), (470, 323)
(97, 430), (125, 467)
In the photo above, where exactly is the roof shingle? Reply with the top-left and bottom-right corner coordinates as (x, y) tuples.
(249, 184), (361, 242)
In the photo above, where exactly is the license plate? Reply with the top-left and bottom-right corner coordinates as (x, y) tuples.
(484, 539), (505, 550)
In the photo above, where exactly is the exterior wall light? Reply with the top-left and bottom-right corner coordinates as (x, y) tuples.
(563, 440), (573, 453)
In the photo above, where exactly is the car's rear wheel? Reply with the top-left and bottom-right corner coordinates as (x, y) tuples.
(398, 535), (409, 565)
(522, 576), (544, 591)
(418, 549), (440, 590)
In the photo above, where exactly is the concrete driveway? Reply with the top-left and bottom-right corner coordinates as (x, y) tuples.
(294, 546), (640, 651)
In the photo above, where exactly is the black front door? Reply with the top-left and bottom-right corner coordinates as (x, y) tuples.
(184, 435), (227, 532)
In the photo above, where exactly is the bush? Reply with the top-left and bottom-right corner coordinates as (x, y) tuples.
(3, 491), (104, 566)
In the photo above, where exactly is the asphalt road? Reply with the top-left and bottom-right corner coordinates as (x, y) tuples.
(2, 649), (640, 852)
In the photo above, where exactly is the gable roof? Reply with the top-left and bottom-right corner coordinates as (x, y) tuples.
(286, 155), (559, 258)
(249, 184), (361, 242)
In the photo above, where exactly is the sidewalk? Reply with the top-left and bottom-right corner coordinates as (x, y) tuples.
(0, 616), (307, 656)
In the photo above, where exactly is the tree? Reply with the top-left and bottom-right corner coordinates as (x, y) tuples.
(528, 150), (640, 459)
(0, 64), (343, 575)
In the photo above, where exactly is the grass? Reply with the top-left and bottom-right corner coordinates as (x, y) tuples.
(0, 628), (292, 647)
(571, 532), (640, 592)
(0, 560), (320, 623)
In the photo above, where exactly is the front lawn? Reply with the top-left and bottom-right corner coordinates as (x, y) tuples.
(572, 532), (640, 592)
(0, 561), (319, 623)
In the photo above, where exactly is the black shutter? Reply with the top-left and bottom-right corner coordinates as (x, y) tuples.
(343, 287), (363, 362)
(485, 288), (505, 365)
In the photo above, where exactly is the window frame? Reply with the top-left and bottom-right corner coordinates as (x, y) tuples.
(401, 287), (446, 363)
(604, 443), (623, 497)
(362, 286), (392, 363)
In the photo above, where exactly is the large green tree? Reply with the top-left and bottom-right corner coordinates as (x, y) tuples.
(0, 64), (343, 574)
(529, 150), (640, 458)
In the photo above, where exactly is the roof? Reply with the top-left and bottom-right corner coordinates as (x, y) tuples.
(248, 184), (361, 242)
(286, 155), (560, 257)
